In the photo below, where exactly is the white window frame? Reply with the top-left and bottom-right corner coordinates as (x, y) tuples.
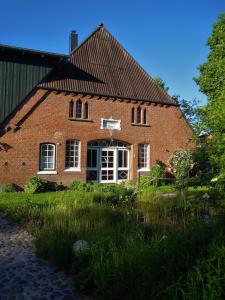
(138, 144), (150, 171)
(64, 140), (81, 172)
(38, 143), (57, 175)
(101, 118), (121, 130)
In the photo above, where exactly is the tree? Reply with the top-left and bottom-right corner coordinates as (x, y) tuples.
(153, 77), (169, 92)
(194, 13), (225, 101)
(194, 14), (225, 189)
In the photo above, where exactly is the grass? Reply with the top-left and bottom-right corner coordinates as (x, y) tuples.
(0, 187), (224, 299)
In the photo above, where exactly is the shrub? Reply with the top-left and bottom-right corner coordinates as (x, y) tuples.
(92, 184), (136, 206)
(24, 176), (45, 194)
(44, 180), (65, 192)
(70, 180), (93, 192)
(0, 183), (17, 193)
(169, 150), (194, 189)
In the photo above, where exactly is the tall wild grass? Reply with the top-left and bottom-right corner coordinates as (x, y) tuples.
(0, 188), (224, 299)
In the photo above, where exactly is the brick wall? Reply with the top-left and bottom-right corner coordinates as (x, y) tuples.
(0, 89), (194, 187)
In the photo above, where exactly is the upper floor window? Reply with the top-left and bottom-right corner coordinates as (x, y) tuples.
(137, 107), (142, 124)
(65, 140), (80, 170)
(69, 100), (74, 118)
(143, 109), (147, 125)
(131, 107), (148, 125)
(131, 107), (135, 123)
(76, 99), (82, 119)
(40, 143), (56, 171)
(84, 102), (89, 119)
(138, 144), (149, 170)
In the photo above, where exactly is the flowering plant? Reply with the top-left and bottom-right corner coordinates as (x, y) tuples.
(169, 150), (194, 188)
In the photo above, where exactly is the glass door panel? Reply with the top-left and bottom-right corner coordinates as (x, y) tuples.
(118, 149), (129, 181)
(87, 148), (98, 182)
(100, 149), (116, 183)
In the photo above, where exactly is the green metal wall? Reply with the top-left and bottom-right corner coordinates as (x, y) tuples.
(0, 50), (64, 124)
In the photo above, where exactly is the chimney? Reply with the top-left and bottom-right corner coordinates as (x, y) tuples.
(70, 30), (78, 53)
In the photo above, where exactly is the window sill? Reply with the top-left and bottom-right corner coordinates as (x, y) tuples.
(68, 118), (93, 123)
(138, 169), (150, 172)
(64, 168), (81, 172)
(131, 123), (150, 127)
(37, 171), (57, 175)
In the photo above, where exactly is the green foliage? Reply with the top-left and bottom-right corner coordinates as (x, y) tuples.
(0, 190), (223, 300)
(169, 150), (194, 189)
(92, 184), (136, 206)
(24, 177), (45, 194)
(194, 13), (225, 101)
(194, 14), (225, 193)
(153, 76), (169, 92)
(0, 183), (17, 193)
(149, 161), (167, 186)
(24, 177), (64, 193)
(176, 96), (206, 135)
(70, 180), (92, 192)
(140, 161), (167, 187)
(69, 182), (137, 206)
(165, 229), (225, 299)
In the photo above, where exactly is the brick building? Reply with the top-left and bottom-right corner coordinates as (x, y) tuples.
(0, 25), (193, 187)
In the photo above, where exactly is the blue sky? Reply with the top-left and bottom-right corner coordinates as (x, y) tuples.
(0, 0), (224, 103)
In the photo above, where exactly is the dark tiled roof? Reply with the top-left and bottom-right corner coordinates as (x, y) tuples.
(39, 25), (177, 106)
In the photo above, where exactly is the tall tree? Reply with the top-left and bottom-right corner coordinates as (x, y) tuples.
(194, 13), (225, 100)
(194, 13), (225, 185)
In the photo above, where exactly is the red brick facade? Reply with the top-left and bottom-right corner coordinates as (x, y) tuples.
(0, 88), (193, 187)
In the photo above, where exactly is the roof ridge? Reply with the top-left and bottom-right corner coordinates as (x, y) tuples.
(100, 27), (177, 105)
(70, 24), (176, 105)
(70, 24), (104, 56)
(39, 25), (177, 106)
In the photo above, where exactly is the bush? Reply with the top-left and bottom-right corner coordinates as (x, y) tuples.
(169, 150), (194, 189)
(24, 176), (45, 194)
(92, 184), (136, 206)
(70, 180), (93, 192)
(0, 183), (17, 193)
(140, 161), (167, 187)
(44, 180), (65, 192)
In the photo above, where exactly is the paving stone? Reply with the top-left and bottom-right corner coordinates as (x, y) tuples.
(0, 214), (84, 300)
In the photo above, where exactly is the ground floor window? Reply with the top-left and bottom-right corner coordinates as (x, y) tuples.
(138, 144), (149, 170)
(65, 140), (80, 170)
(40, 143), (56, 171)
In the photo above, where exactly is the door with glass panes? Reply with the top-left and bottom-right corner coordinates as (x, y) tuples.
(87, 147), (129, 183)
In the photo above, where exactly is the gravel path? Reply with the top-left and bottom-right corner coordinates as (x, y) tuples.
(0, 214), (83, 300)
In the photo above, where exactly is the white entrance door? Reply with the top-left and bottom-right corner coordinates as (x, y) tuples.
(100, 148), (116, 183)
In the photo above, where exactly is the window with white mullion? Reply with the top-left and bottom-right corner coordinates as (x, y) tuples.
(65, 140), (80, 169)
(40, 144), (56, 171)
(138, 144), (149, 170)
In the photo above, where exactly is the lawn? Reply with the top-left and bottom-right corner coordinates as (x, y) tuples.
(0, 186), (225, 300)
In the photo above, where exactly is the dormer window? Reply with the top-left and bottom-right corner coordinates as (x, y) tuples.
(76, 99), (82, 118)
